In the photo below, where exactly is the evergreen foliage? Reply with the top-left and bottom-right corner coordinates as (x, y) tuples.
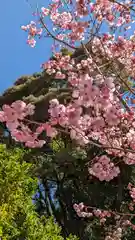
(0, 144), (78, 240)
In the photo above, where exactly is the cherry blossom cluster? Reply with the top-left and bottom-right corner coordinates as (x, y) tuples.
(42, 53), (73, 75)
(73, 203), (111, 224)
(45, 52), (135, 155)
(0, 100), (57, 148)
(21, 0), (135, 48)
(73, 202), (93, 218)
(88, 155), (120, 181)
(41, 3), (89, 42)
(21, 21), (42, 47)
(73, 202), (135, 237)
(105, 228), (123, 240)
(127, 183), (135, 212)
(128, 184), (135, 202)
(122, 219), (135, 231)
(6, 30), (135, 175)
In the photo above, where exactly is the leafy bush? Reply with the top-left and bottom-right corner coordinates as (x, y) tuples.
(0, 144), (78, 240)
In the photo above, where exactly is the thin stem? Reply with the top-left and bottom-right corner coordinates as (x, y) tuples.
(86, 205), (135, 217)
(24, 118), (135, 154)
(39, 16), (77, 50)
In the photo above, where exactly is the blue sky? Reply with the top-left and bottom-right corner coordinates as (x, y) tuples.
(0, 0), (52, 93)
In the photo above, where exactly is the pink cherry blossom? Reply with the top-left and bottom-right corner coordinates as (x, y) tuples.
(41, 7), (50, 16)
(88, 155), (120, 181)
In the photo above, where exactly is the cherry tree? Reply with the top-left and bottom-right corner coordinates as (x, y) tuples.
(2, 0), (135, 239)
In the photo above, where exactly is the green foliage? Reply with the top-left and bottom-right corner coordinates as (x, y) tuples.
(50, 139), (65, 153)
(0, 144), (78, 240)
(61, 48), (73, 56)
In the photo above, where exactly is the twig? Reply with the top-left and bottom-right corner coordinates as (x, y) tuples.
(24, 118), (135, 154)
(39, 16), (77, 50)
(85, 205), (135, 217)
